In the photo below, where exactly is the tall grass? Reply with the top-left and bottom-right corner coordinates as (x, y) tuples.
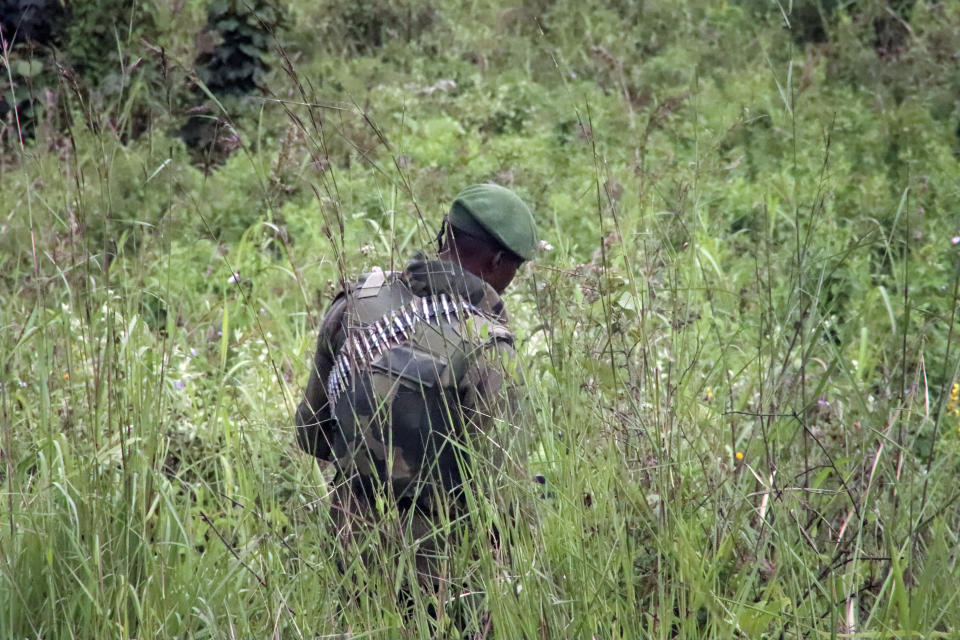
(3, 0), (960, 637)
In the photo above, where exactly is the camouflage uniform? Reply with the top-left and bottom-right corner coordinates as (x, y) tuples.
(295, 253), (524, 588)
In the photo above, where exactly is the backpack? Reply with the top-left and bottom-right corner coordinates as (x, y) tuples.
(328, 258), (514, 508)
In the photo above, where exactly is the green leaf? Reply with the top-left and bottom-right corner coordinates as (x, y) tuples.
(13, 58), (44, 78)
(215, 17), (240, 31)
(237, 43), (264, 58)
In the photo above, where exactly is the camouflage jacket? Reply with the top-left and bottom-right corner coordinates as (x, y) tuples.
(295, 254), (523, 508)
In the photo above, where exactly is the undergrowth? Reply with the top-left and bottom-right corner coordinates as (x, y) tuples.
(2, 1), (960, 638)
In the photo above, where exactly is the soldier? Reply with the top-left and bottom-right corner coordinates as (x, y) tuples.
(294, 183), (538, 600)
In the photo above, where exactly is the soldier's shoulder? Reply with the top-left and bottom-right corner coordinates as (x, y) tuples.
(476, 282), (510, 324)
(329, 267), (404, 308)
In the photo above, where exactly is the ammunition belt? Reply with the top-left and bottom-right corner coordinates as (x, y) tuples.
(327, 293), (485, 410)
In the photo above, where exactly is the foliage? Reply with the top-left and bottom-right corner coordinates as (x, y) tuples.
(2, 0), (960, 638)
(305, 0), (437, 55)
(195, 0), (284, 96)
(0, 0), (67, 47)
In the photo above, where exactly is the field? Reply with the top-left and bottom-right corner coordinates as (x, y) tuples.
(2, 0), (960, 637)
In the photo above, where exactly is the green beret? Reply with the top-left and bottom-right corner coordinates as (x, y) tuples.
(449, 184), (538, 261)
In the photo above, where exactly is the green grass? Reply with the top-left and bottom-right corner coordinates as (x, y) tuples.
(2, 0), (960, 637)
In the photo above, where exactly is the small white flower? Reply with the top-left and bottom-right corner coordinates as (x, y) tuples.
(952, 236), (960, 245)
(538, 240), (554, 252)
(228, 272), (240, 284)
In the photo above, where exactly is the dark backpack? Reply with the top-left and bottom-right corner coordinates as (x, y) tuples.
(329, 259), (513, 507)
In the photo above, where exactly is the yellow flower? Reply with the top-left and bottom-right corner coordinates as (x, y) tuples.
(735, 451), (744, 461)
(63, 373), (69, 379)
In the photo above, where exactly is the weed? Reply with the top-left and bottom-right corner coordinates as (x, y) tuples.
(2, 1), (960, 638)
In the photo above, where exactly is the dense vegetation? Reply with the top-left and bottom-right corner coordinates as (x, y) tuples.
(2, 0), (960, 637)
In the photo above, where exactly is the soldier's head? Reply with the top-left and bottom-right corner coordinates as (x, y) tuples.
(438, 184), (538, 293)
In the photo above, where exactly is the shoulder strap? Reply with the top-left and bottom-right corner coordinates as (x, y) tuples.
(354, 266), (389, 299)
